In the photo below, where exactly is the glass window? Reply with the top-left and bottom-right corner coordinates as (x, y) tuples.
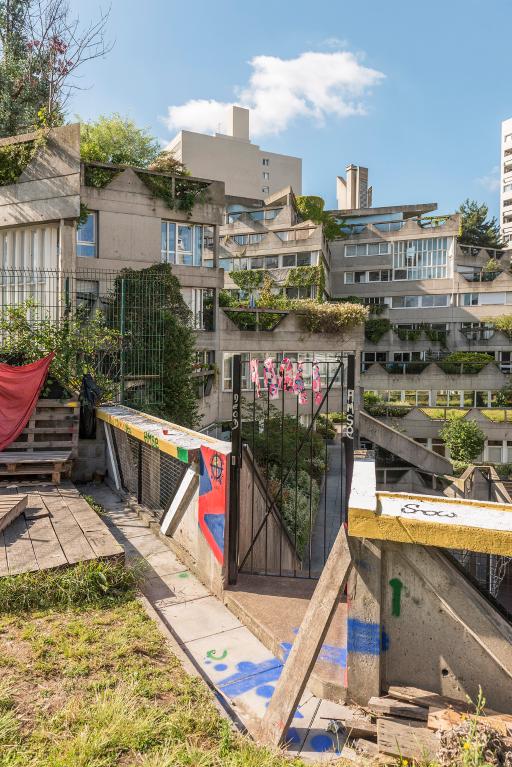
(296, 252), (311, 266)
(392, 236), (451, 280)
(263, 171), (270, 180)
(249, 234), (263, 245)
(463, 391), (475, 407)
(344, 272), (354, 284)
(345, 245), (357, 257)
(266, 256), (278, 269)
(177, 225), (192, 265)
(475, 391), (488, 407)
(417, 391), (430, 406)
(77, 213), (97, 258)
(354, 271), (367, 283)
(262, 158), (269, 166)
(487, 441), (503, 463)
(462, 293), (479, 306)
(436, 391), (449, 406)
(262, 186), (270, 194)
(422, 294), (449, 307)
(250, 257), (264, 269)
(282, 254), (296, 267)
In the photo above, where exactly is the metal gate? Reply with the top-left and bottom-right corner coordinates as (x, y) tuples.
(228, 353), (355, 583)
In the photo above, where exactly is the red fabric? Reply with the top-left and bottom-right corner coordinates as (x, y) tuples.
(0, 353), (55, 452)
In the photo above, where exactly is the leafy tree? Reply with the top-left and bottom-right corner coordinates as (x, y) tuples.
(80, 114), (161, 167)
(0, 0), (111, 137)
(295, 195), (346, 241)
(458, 199), (502, 248)
(109, 264), (199, 428)
(148, 150), (187, 175)
(440, 418), (485, 463)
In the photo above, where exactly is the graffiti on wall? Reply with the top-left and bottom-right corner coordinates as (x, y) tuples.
(198, 446), (227, 564)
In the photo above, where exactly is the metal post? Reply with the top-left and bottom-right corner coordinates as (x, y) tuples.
(137, 441), (143, 504)
(342, 354), (356, 522)
(120, 278), (126, 405)
(228, 354), (242, 585)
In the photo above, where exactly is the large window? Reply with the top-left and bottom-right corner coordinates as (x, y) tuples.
(77, 212), (97, 258)
(393, 237), (451, 280)
(391, 294), (450, 309)
(460, 292), (508, 306)
(345, 269), (390, 284)
(161, 222), (213, 267)
(345, 242), (391, 257)
(183, 288), (215, 331)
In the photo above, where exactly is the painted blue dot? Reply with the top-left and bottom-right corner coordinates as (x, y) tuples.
(286, 727), (300, 745)
(256, 684), (274, 698)
(214, 663), (228, 671)
(310, 734), (334, 753)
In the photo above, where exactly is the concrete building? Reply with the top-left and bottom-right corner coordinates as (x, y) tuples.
(501, 117), (512, 247)
(167, 106), (302, 200)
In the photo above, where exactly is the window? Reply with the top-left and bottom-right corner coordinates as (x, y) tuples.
(262, 158), (270, 166)
(487, 440), (503, 463)
(161, 222), (211, 266)
(345, 242), (391, 257)
(393, 236), (451, 280)
(344, 272), (354, 284)
(265, 256), (279, 269)
(391, 294), (449, 308)
(286, 286), (315, 299)
(233, 233), (264, 246)
(76, 279), (99, 312)
(184, 288), (215, 331)
(296, 252), (312, 266)
(262, 186), (270, 194)
(282, 254), (297, 267)
(354, 271), (367, 283)
(263, 172), (270, 180)
(77, 212), (97, 258)
(461, 293), (479, 306)
(250, 257), (264, 269)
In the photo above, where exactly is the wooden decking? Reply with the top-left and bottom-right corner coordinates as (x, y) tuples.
(0, 482), (124, 577)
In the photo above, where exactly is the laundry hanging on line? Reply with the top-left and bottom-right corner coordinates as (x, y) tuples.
(250, 358), (322, 405)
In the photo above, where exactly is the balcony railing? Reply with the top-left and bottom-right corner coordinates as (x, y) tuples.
(461, 271), (502, 282)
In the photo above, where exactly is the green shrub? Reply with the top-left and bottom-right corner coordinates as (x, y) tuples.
(440, 418), (485, 462)
(296, 299), (368, 334)
(437, 352), (495, 374)
(0, 561), (140, 614)
(492, 315), (512, 340)
(365, 318), (391, 343)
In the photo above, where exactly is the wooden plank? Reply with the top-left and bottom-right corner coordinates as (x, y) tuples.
(258, 524), (352, 746)
(38, 491), (97, 565)
(428, 708), (512, 735)
(24, 493), (67, 571)
(354, 738), (379, 756)
(368, 696), (428, 721)
(0, 532), (8, 576)
(58, 492), (123, 560)
(3, 513), (38, 575)
(0, 451), (71, 463)
(377, 717), (440, 760)
(0, 495), (28, 533)
(386, 685), (456, 709)
(338, 718), (377, 739)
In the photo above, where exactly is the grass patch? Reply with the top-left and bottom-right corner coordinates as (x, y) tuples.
(480, 409), (512, 423)
(0, 595), (306, 767)
(0, 560), (139, 614)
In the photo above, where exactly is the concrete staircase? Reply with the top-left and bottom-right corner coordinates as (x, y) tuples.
(359, 411), (452, 475)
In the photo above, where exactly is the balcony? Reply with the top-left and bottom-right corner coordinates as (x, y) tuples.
(461, 270), (503, 282)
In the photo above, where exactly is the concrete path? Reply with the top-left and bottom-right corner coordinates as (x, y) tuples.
(83, 483), (353, 763)
(304, 443), (344, 576)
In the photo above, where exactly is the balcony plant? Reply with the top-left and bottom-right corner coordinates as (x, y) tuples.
(491, 315), (512, 340)
(363, 391), (412, 418)
(437, 351), (495, 375)
(365, 318), (391, 343)
(394, 325), (423, 342)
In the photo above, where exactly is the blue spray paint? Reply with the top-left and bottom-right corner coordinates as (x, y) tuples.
(347, 618), (381, 655)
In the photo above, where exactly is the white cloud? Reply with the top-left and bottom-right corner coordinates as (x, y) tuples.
(164, 50), (384, 138)
(477, 165), (500, 192)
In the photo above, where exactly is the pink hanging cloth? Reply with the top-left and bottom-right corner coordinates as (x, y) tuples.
(312, 362), (323, 405)
(293, 360), (308, 405)
(263, 357), (279, 400)
(250, 358), (261, 398)
(279, 357), (294, 392)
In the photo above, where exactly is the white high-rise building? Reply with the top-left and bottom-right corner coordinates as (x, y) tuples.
(167, 106), (302, 200)
(500, 117), (512, 246)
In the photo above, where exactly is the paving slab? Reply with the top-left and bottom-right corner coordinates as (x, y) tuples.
(143, 570), (209, 607)
(144, 549), (190, 576)
(157, 596), (242, 643)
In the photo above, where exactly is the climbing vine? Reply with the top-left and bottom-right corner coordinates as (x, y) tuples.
(230, 269), (266, 291)
(295, 195), (345, 241)
(136, 172), (208, 215)
(285, 264), (325, 300)
(365, 318), (391, 343)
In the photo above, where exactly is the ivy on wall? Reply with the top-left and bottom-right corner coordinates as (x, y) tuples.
(0, 139), (37, 186)
(230, 269), (266, 291)
(295, 195), (345, 241)
(365, 318), (391, 343)
(492, 316), (512, 339)
(284, 264), (325, 300)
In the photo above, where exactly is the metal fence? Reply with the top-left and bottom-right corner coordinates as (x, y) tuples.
(110, 427), (186, 519)
(0, 268), (167, 409)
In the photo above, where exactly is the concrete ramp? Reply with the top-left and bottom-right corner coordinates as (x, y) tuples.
(359, 411), (452, 475)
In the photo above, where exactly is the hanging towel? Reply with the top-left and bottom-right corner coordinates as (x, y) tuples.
(263, 357), (279, 399)
(293, 360), (308, 405)
(312, 362), (323, 406)
(279, 357), (294, 392)
(250, 358), (261, 398)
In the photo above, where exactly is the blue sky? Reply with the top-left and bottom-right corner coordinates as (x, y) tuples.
(69, 0), (510, 215)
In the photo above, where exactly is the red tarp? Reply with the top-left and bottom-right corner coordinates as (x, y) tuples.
(0, 353), (55, 452)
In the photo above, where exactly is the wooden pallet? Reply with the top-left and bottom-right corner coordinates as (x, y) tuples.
(0, 399), (79, 484)
(0, 494), (28, 533)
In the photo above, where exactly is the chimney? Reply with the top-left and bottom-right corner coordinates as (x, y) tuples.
(229, 106), (250, 140)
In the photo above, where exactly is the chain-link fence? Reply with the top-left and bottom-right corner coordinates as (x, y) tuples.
(110, 427), (187, 519)
(0, 268), (167, 409)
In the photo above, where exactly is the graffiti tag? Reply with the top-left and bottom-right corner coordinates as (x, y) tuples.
(143, 431), (159, 449)
(389, 577), (403, 617)
(400, 502), (457, 519)
(345, 388), (355, 440)
(206, 649), (228, 660)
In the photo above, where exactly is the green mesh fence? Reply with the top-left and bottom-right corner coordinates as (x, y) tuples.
(0, 269), (166, 408)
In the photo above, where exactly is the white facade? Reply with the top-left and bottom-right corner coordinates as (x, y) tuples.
(167, 107), (302, 200)
(500, 117), (512, 246)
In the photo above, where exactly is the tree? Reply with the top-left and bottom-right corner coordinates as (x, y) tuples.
(440, 418), (485, 463)
(148, 150), (187, 175)
(80, 113), (161, 167)
(0, 0), (111, 137)
(295, 195), (346, 241)
(458, 199), (502, 249)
